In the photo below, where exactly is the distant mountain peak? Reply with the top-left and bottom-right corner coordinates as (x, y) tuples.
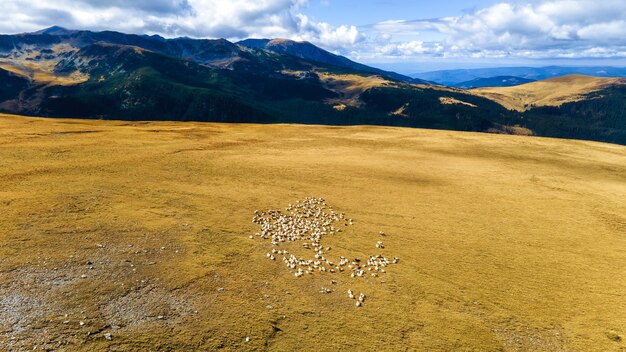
(236, 39), (271, 49)
(268, 38), (305, 45)
(141, 33), (166, 42)
(32, 26), (76, 36)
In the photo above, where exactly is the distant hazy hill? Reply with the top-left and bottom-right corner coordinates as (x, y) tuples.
(454, 76), (535, 89)
(413, 66), (626, 86)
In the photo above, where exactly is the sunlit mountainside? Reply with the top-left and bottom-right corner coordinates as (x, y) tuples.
(1, 27), (626, 145)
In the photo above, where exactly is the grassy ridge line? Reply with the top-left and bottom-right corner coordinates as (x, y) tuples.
(471, 75), (626, 111)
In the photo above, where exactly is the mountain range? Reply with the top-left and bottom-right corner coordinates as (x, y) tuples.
(411, 66), (626, 86)
(0, 26), (625, 145)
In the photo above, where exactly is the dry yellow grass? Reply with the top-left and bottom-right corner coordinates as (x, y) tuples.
(0, 114), (625, 351)
(317, 72), (395, 107)
(0, 60), (88, 86)
(439, 97), (478, 108)
(390, 103), (409, 117)
(472, 74), (626, 111)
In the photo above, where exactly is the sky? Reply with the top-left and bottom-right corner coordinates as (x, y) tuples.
(2, 0), (626, 72)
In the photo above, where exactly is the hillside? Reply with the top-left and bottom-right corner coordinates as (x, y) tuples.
(454, 76), (535, 89)
(0, 27), (625, 145)
(0, 27), (515, 133)
(237, 38), (428, 84)
(0, 114), (624, 351)
(0, 68), (29, 102)
(471, 75), (626, 111)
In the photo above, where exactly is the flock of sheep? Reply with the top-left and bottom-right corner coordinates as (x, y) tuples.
(250, 197), (398, 307)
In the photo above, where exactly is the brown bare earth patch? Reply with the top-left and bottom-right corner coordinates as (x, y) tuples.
(0, 114), (625, 351)
(471, 74), (626, 111)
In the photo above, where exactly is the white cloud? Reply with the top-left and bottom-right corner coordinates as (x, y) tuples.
(0, 0), (361, 49)
(1, 0), (626, 62)
(577, 21), (626, 42)
(359, 0), (626, 60)
(295, 14), (361, 49)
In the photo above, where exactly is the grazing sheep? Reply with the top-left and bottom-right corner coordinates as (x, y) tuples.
(251, 197), (401, 309)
